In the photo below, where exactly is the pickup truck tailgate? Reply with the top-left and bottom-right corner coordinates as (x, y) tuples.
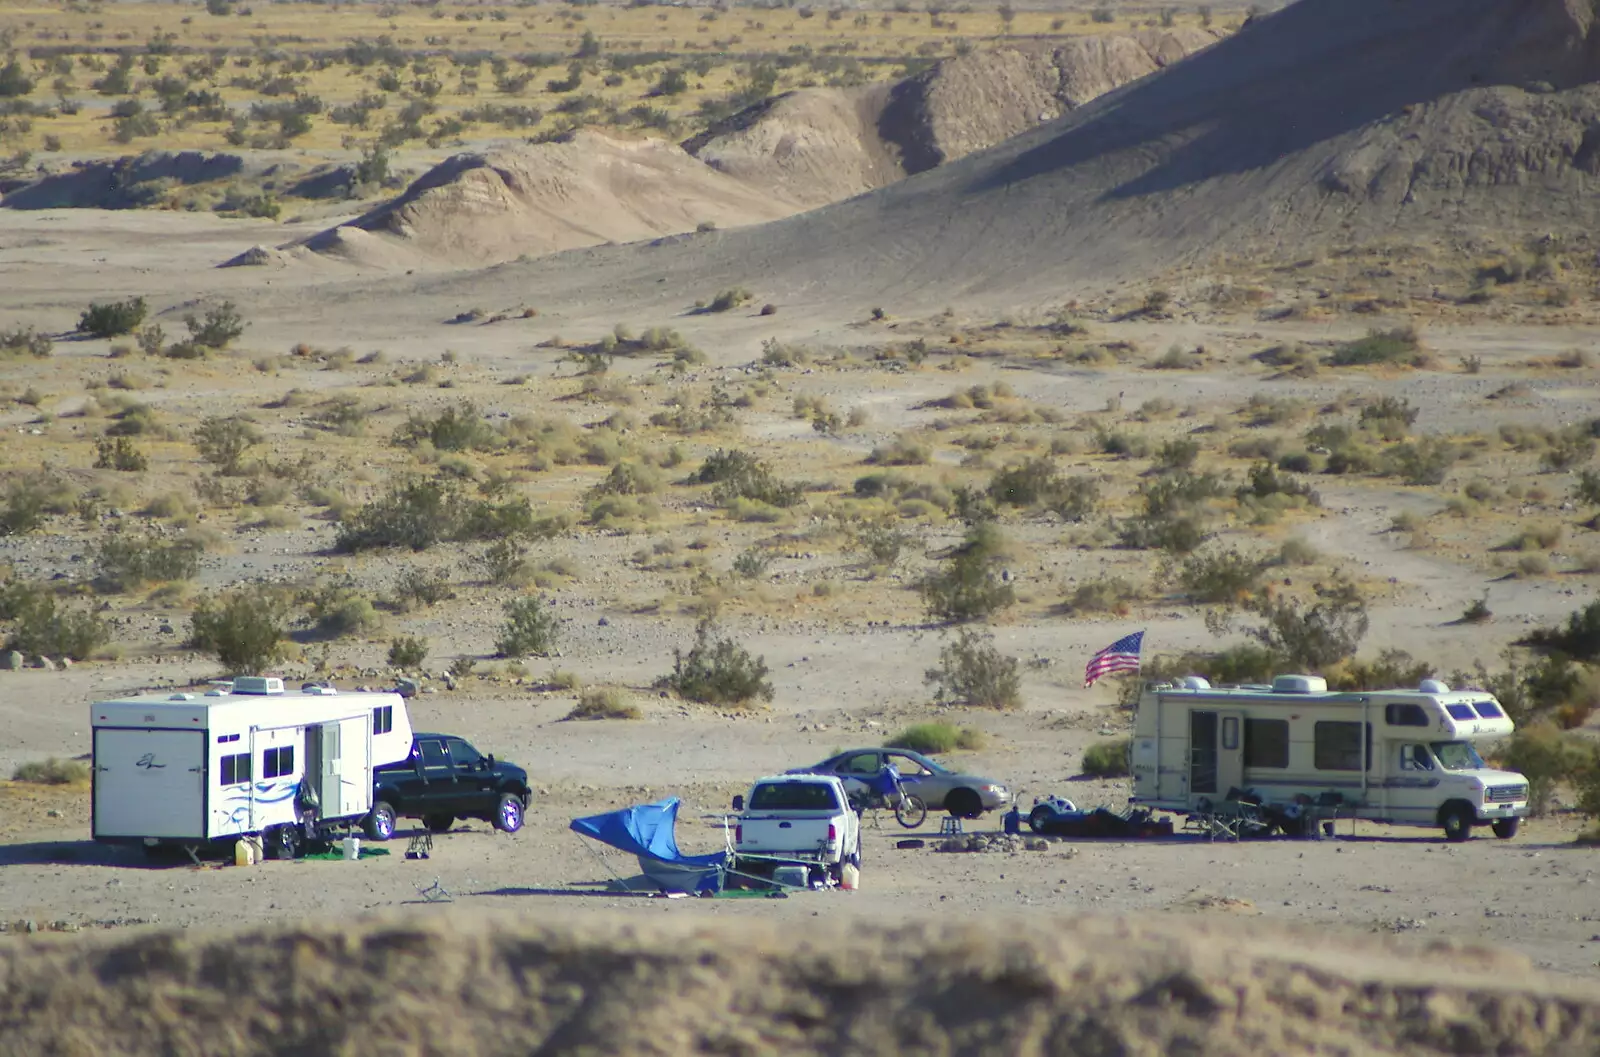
(737, 815), (836, 855)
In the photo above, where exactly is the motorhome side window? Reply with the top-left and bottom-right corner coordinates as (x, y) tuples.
(1314, 722), (1369, 771)
(1385, 703), (1429, 727)
(1243, 719), (1289, 768)
(219, 752), (251, 785)
(373, 705), (393, 735)
(263, 746), (295, 779)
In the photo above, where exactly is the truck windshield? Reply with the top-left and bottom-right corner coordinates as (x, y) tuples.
(750, 783), (840, 811)
(1430, 741), (1485, 771)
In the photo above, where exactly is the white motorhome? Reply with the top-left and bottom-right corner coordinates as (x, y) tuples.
(90, 677), (413, 857)
(1131, 674), (1530, 841)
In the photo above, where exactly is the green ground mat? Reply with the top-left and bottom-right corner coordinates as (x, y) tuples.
(299, 847), (392, 861)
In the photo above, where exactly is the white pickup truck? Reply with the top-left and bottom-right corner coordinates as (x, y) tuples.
(732, 774), (861, 883)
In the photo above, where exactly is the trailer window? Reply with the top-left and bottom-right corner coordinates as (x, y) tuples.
(373, 705), (393, 735)
(1385, 703), (1429, 727)
(220, 752), (251, 785)
(263, 746), (295, 779)
(1243, 719), (1289, 768)
(1314, 721), (1370, 771)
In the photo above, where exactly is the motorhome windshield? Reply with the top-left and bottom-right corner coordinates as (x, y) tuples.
(1430, 741), (1485, 771)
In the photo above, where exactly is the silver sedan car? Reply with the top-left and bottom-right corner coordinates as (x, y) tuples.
(787, 748), (1011, 819)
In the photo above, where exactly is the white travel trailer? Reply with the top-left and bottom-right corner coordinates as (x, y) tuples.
(1130, 674), (1530, 841)
(91, 677), (413, 857)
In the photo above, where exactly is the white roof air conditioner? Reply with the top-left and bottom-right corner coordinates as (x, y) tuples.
(1272, 674), (1327, 694)
(231, 676), (285, 696)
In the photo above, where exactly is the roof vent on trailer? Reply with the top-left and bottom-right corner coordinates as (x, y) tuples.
(1179, 676), (1211, 690)
(231, 676), (285, 696)
(1272, 674), (1327, 694)
(302, 684), (338, 696)
(167, 693), (196, 701)
(1419, 678), (1451, 694)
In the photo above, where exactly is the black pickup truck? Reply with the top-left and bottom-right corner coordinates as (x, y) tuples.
(363, 732), (531, 840)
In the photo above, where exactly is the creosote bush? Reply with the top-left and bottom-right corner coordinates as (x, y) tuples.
(77, 297), (148, 339)
(387, 635), (429, 669)
(193, 415), (260, 475)
(496, 596), (559, 658)
(94, 534), (201, 593)
(184, 301), (246, 349)
(924, 627), (1021, 709)
(659, 620), (773, 706)
(1082, 738), (1131, 777)
(189, 586), (290, 674)
(0, 579), (109, 660)
(12, 757), (92, 784)
(884, 722), (984, 755)
(565, 686), (641, 720)
(918, 522), (1015, 623)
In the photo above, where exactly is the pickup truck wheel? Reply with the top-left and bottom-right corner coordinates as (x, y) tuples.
(1491, 817), (1520, 839)
(364, 801), (397, 842)
(422, 814), (454, 833)
(493, 793), (524, 833)
(1441, 804), (1474, 843)
(946, 788), (983, 820)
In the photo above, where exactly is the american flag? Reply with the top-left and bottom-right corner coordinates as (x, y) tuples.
(1084, 631), (1144, 688)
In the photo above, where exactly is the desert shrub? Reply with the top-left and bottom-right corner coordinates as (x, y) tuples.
(1540, 427), (1596, 472)
(706, 287), (752, 312)
(1237, 462), (1320, 506)
(987, 458), (1099, 521)
(1081, 738), (1131, 777)
(1117, 470), (1224, 553)
(855, 524), (916, 568)
(105, 402), (163, 437)
(918, 523), (1016, 623)
(1326, 326), (1423, 367)
(189, 586), (290, 674)
(1495, 722), (1590, 816)
(193, 415), (260, 475)
(1359, 396), (1419, 440)
(1522, 598), (1600, 663)
(337, 480), (454, 551)
(1382, 437), (1457, 486)
(393, 400), (499, 452)
(884, 722), (984, 755)
(1062, 576), (1138, 615)
(1177, 548), (1263, 604)
(1328, 648), (1433, 690)
(12, 756), (91, 784)
(496, 596), (559, 657)
(868, 435), (932, 466)
(184, 301), (245, 348)
(387, 635), (428, 668)
(0, 580), (109, 660)
(1, 475), (57, 536)
(77, 297), (148, 338)
(587, 460), (661, 497)
(1240, 578), (1369, 671)
(0, 326), (53, 358)
(659, 620), (773, 706)
(93, 436), (148, 472)
(94, 534), (201, 592)
(305, 579), (382, 638)
(565, 686), (640, 720)
(1152, 438), (1200, 473)
(480, 538), (532, 585)
(924, 628), (1021, 709)
(693, 449), (800, 507)
(731, 547), (773, 579)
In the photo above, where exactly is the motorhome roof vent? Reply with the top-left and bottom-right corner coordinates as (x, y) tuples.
(1419, 678), (1450, 694)
(1179, 676), (1211, 690)
(1272, 674), (1327, 694)
(167, 693), (195, 701)
(204, 690), (227, 697)
(231, 676), (285, 696)
(302, 684), (337, 695)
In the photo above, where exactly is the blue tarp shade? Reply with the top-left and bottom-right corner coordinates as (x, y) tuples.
(570, 798), (725, 894)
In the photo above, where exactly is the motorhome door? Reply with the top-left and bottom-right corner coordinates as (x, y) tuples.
(1189, 711), (1218, 797)
(1216, 710), (1245, 797)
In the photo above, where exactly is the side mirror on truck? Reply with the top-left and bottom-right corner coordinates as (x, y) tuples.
(731, 795), (744, 812)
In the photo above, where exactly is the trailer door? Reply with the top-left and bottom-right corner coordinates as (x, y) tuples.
(1189, 712), (1218, 796)
(1216, 711), (1245, 798)
(94, 728), (205, 839)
